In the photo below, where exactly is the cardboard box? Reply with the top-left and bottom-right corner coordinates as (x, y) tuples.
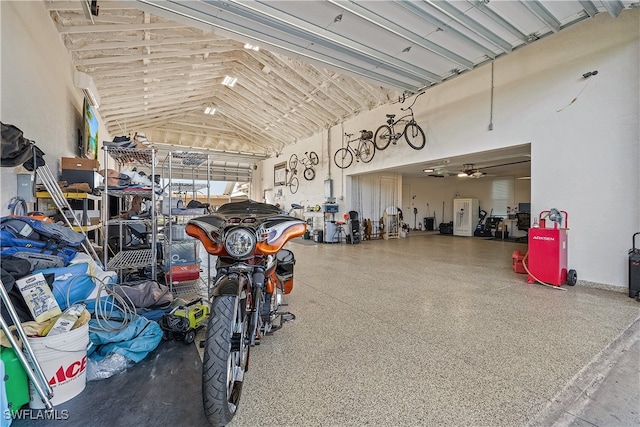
(61, 157), (99, 171)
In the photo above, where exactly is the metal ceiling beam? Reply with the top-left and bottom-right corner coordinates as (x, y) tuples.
(602, 1), (625, 17)
(521, 1), (561, 33)
(134, 0), (425, 92)
(327, 0), (474, 70)
(201, 0), (444, 83)
(472, 1), (528, 42)
(427, 1), (513, 53)
(578, 1), (599, 17)
(396, 1), (498, 58)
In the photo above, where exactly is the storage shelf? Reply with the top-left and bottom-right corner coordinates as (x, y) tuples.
(106, 218), (152, 226)
(106, 188), (155, 197)
(105, 147), (156, 166)
(171, 278), (208, 298)
(72, 223), (101, 232)
(103, 145), (158, 279)
(167, 183), (207, 193)
(167, 152), (209, 168)
(107, 249), (154, 269)
(36, 192), (100, 201)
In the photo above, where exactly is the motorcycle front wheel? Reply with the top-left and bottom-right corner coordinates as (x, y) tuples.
(202, 295), (249, 427)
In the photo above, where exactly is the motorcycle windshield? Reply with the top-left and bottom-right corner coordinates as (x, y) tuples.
(216, 200), (284, 217)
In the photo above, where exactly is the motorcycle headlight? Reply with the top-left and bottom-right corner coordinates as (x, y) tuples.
(225, 228), (256, 258)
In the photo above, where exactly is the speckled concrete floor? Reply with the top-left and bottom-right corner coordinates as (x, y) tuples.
(215, 232), (640, 426)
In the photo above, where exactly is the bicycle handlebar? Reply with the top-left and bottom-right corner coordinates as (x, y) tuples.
(400, 91), (425, 112)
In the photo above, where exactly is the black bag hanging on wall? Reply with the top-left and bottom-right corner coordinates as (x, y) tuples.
(1, 121), (46, 169)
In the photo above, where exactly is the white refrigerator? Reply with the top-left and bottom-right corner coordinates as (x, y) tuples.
(453, 198), (479, 236)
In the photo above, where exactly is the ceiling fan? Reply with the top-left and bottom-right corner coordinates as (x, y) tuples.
(457, 164), (485, 178)
(423, 160), (456, 178)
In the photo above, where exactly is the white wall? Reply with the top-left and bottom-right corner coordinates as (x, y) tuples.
(259, 10), (640, 289)
(0, 1), (111, 216)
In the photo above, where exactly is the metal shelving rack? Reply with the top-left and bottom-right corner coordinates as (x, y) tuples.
(162, 151), (211, 296)
(102, 146), (158, 279)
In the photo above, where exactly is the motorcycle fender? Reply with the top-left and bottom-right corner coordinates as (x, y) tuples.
(212, 273), (248, 296)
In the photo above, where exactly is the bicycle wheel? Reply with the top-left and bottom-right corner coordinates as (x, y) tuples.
(334, 148), (353, 169)
(374, 125), (393, 150)
(289, 176), (299, 194)
(289, 154), (298, 171)
(404, 122), (426, 150)
(359, 139), (376, 163)
(303, 167), (315, 181)
(308, 151), (319, 165)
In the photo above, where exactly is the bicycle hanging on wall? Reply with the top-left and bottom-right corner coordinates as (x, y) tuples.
(285, 158), (299, 194)
(289, 151), (319, 181)
(334, 130), (376, 169)
(373, 91), (426, 151)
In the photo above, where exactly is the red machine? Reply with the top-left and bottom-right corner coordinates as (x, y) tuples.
(526, 209), (577, 287)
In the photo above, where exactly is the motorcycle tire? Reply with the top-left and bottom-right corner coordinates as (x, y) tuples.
(202, 295), (249, 427)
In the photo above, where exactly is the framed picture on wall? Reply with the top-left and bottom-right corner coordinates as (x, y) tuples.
(83, 98), (99, 160)
(274, 162), (287, 186)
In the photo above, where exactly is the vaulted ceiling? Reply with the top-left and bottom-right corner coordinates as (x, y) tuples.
(46, 0), (635, 160)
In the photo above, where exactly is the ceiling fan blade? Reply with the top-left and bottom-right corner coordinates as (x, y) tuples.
(479, 159), (531, 170)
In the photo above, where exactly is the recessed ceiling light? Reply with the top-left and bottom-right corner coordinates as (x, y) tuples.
(423, 168), (434, 173)
(244, 43), (259, 51)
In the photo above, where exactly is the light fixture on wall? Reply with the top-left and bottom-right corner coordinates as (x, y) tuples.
(203, 104), (216, 115)
(74, 71), (100, 109)
(222, 76), (238, 87)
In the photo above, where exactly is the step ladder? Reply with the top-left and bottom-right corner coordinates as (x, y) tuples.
(36, 164), (101, 265)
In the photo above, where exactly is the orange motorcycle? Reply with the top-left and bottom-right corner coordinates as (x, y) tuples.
(185, 200), (306, 426)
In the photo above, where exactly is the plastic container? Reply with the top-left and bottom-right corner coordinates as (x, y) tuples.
(1, 346), (30, 414)
(512, 250), (526, 274)
(27, 322), (89, 409)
